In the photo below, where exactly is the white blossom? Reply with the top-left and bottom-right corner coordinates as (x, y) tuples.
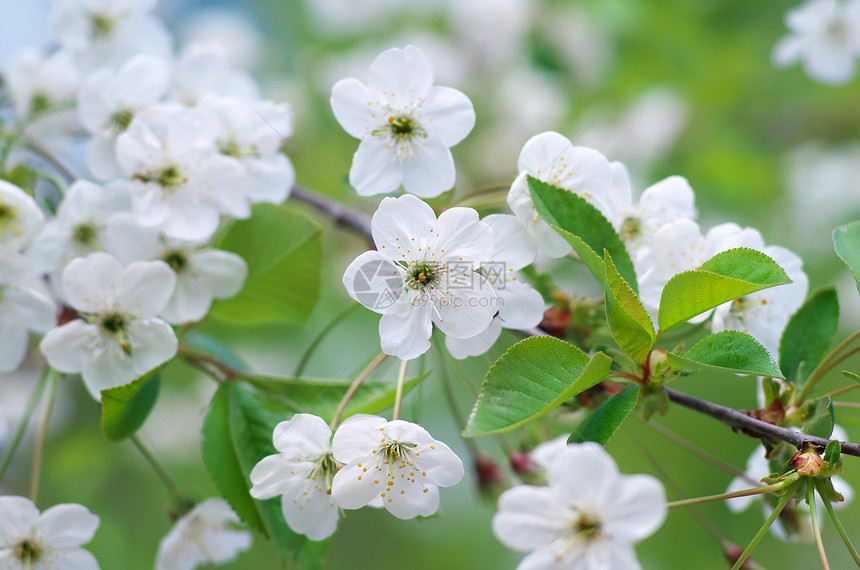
(331, 415), (464, 520)
(39, 252), (177, 400)
(155, 498), (251, 570)
(169, 44), (260, 106)
(3, 48), (80, 120)
(506, 132), (614, 258)
(773, 0), (860, 85)
(249, 414), (341, 541)
(331, 44), (475, 197)
(493, 442), (666, 570)
(78, 55), (170, 180)
(115, 103), (247, 241)
(343, 194), (497, 360)
(0, 495), (100, 569)
(0, 181), (44, 252)
(0, 255), (57, 373)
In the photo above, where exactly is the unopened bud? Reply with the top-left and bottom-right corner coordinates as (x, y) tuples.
(509, 451), (534, 476)
(475, 455), (507, 504)
(791, 448), (823, 477)
(724, 542), (760, 569)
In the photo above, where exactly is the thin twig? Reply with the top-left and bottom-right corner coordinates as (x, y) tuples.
(130, 436), (184, 505)
(392, 360), (408, 420)
(29, 372), (58, 502)
(665, 388), (860, 457)
(290, 186), (373, 244)
(0, 367), (52, 483)
(329, 352), (388, 430)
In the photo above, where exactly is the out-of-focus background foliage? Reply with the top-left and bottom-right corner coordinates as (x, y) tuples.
(3, 0), (860, 568)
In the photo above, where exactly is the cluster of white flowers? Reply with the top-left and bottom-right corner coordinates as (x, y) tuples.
(249, 413), (464, 540)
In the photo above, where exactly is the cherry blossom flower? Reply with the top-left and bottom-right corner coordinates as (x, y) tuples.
(169, 44), (260, 106)
(637, 219), (708, 315)
(331, 415), (464, 520)
(446, 214), (545, 359)
(49, 0), (172, 71)
(115, 103), (247, 241)
(105, 213), (247, 324)
(155, 498), (251, 570)
(342, 194), (497, 360)
(773, 0), (860, 85)
(39, 252), (177, 400)
(0, 181), (44, 252)
(506, 132), (614, 258)
(249, 414), (341, 541)
(331, 44), (475, 197)
(3, 48), (80, 120)
(0, 495), (100, 569)
(77, 55), (170, 180)
(0, 255), (57, 373)
(199, 94), (295, 205)
(493, 442), (666, 570)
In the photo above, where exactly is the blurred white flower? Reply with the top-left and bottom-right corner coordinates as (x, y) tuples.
(331, 44), (475, 197)
(78, 55), (170, 180)
(0, 254), (56, 373)
(169, 44), (260, 106)
(155, 498), (251, 570)
(706, 223), (809, 360)
(0, 181), (44, 252)
(343, 194), (497, 360)
(0, 495), (100, 569)
(199, 94), (295, 205)
(773, 0), (860, 85)
(249, 413), (342, 541)
(331, 414), (464, 520)
(637, 219), (708, 314)
(115, 103), (247, 241)
(49, 0), (172, 71)
(39, 252), (177, 400)
(446, 214), (545, 359)
(506, 132), (614, 258)
(3, 48), (80, 120)
(106, 213), (247, 324)
(493, 442), (666, 570)
(176, 8), (264, 72)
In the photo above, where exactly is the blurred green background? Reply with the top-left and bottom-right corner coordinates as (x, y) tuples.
(4, 0), (860, 568)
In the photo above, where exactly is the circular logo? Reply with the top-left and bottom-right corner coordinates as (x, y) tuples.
(352, 258), (402, 310)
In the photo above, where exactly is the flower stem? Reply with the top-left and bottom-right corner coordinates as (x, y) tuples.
(731, 490), (795, 570)
(825, 383), (860, 400)
(668, 480), (792, 509)
(29, 371), (58, 502)
(0, 366), (52, 484)
(817, 480), (860, 567)
(809, 479), (831, 570)
(294, 304), (360, 378)
(795, 329), (860, 405)
(130, 435), (184, 506)
(329, 352), (388, 430)
(392, 359), (409, 421)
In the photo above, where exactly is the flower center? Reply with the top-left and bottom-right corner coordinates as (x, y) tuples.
(133, 165), (187, 191)
(99, 311), (133, 355)
(405, 261), (439, 291)
(109, 108), (134, 133)
(573, 513), (601, 539)
(389, 115), (417, 137)
(313, 452), (340, 493)
(620, 216), (641, 240)
(72, 223), (98, 247)
(30, 92), (51, 115)
(90, 13), (114, 39)
(0, 203), (13, 223)
(162, 249), (188, 273)
(15, 538), (43, 564)
(827, 20), (847, 43)
(219, 139), (242, 158)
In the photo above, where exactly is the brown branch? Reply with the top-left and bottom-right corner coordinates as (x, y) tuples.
(666, 388), (860, 458)
(290, 186), (373, 244)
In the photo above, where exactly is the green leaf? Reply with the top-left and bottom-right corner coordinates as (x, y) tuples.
(463, 337), (611, 437)
(824, 439), (842, 468)
(244, 374), (426, 423)
(666, 331), (784, 378)
(100, 365), (162, 441)
(202, 383), (318, 564)
(604, 251), (655, 363)
(801, 396), (834, 439)
(834, 220), (860, 294)
(211, 204), (323, 325)
(843, 370), (860, 385)
(779, 288), (839, 386)
(527, 175), (637, 292)
(657, 248), (790, 333)
(568, 384), (640, 445)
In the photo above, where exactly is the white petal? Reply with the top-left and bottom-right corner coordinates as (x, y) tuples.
(0, 496), (39, 542)
(62, 253), (123, 313)
(601, 474), (667, 542)
(87, 133), (124, 181)
(331, 414), (386, 463)
(126, 318), (178, 377)
(40, 503), (99, 549)
(483, 214), (538, 271)
(445, 318), (502, 360)
(349, 137), (403, 196)
(272, 413), (332, 454)
(0, 325), (28, 373)
(420, 86), (475, 146)
(400, 137), (455, 198)
(434, 207), (495, 263)
(281, 478), (340, 540)
(120, 260), (177, 316)
(379, 299), (432, 360)
(492, 485), (567, 551)
(43, 547), (100, 570)
(249, 454), (305, 500)
(39, 320), (100, 375)
(366, 45), (434, 106)
(497, 280), (546, 329)
(432, 282), (498, 339)
(331, 460), (386, 510)
(382, 475), (440, 520)
(331, 78), (374, 139)
(370, 194), (437, 254)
